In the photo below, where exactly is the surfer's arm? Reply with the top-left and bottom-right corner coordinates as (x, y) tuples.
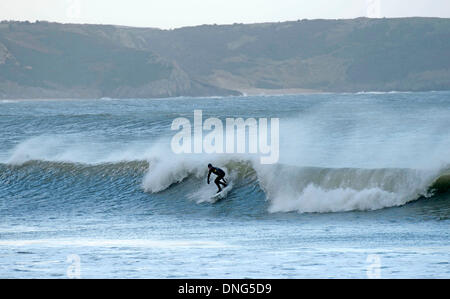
(207, 170), (211, 184)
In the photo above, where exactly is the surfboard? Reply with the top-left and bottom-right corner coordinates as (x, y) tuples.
(210, 183), (232, 203)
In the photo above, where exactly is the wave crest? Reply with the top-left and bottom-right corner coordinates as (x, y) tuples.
(3, 136), (449, 214)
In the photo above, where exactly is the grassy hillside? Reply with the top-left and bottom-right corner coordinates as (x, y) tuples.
(0, 21), (237, 98)
(134, 17), (450, 93)
(1, 18), (450, 98)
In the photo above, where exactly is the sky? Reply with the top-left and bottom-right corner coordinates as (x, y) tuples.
(0, 0), (449, 29)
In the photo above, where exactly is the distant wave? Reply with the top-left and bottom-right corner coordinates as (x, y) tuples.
(0, 160), (148, 177)
(355, 91), (413, 95)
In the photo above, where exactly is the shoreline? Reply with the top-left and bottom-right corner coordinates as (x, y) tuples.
(235, 87), (323, 96)
(0, 89), (447, 102)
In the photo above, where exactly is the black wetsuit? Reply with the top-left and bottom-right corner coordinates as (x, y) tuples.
(208, 167), (227, 192)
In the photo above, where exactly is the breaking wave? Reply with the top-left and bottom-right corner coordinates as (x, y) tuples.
(2, 136), (449, 214)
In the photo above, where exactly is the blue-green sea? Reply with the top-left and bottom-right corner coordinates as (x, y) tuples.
(0, 91), (449, 278)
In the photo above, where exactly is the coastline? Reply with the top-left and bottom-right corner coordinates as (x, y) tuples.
(234, 87), (322, 96)
(2, 89), (448, 102)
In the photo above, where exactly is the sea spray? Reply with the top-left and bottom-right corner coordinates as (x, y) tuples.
(170, 110), (279, 164)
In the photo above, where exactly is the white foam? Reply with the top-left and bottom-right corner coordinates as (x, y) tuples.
(0, 238), (228, 248)
(188, 183), (218, 203)
(5, 135), (157, 165)
(267, 184), (404, 213)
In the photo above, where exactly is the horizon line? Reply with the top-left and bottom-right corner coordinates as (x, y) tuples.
(1, 16), (448, 30)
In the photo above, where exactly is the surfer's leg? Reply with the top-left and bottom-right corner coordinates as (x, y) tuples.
(218, 175), (227, 187)
(214, 177), (222, 192)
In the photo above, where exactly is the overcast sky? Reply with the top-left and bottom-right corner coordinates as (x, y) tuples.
(1, 0), (449, 29)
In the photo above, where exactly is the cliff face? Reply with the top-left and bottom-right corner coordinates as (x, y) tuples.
(1, 18), (450, 99)
(0, 22), (238, 99)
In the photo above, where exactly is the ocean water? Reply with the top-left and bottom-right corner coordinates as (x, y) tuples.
(0, 92), (449, 278)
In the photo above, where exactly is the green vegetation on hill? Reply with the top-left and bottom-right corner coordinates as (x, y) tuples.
(1, 18), (450, 98)
(135, 18), (450, 93)
(0, 22), (236, 98)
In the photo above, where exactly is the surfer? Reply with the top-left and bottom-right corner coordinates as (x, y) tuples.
(207, 163), (228, 193)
